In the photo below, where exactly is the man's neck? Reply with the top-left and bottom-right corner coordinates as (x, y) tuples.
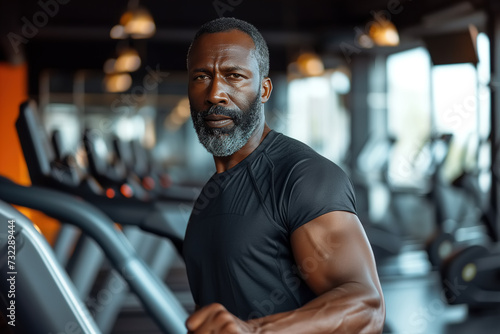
(213, 123), (271, 173)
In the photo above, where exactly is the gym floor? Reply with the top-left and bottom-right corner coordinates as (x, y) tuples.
(380, 249), (500, 334)
(110, 247), (500, 334)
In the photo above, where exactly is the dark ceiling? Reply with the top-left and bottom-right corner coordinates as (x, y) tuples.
(0, 0), (490, 92)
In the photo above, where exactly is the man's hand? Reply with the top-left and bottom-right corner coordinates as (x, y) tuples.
(186, 303), (258, 334)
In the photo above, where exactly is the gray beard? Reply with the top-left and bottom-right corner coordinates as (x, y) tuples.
(191, 93), (262, 157)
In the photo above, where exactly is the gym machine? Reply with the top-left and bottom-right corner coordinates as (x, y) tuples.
(15, 99), (194, 331)
(16, 99), (192, 251)
(0, 199), (100, 334)
(439, 144), (500, 309)
(0, 176), (189, 333)
(425, 135), (491, 268)
(352, 134), (404, 262)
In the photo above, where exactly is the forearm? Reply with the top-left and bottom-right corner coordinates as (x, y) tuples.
(248, 282), (385, 334)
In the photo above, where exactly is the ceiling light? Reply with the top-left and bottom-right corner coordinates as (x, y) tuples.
(104, 73), (132, 93)
(110, 24), (126, 39)
(114, 48), (141, 72)
(369, 17), (400, 47)
(119, 7), (156, 39)
(103, 58), (117, 74)
(296, 52), (325, 77)
(357, 33), (374, 49)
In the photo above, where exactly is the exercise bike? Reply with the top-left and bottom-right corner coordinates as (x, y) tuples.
(439, 141), (500, 310)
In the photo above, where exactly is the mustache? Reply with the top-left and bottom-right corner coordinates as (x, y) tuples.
(197, 105), (242, 119)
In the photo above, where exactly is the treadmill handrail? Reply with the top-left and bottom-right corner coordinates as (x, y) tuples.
(0, 176), (188, 334)
(0, 200), (101, 334)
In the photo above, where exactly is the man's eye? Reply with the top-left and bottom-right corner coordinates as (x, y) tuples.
(228, 73), (242, 79)
(194, 75), (209, 80)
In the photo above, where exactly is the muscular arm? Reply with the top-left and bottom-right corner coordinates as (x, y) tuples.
(251, 211), (384, 333)
(186, 211), (385, 333)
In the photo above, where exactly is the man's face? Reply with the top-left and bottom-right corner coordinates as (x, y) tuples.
(187, 30), (264, 157)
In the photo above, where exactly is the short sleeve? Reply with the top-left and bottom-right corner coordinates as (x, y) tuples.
(282, 158), (357, 233)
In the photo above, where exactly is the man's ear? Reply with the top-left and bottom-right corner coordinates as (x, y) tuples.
(260, 77), (273, 103)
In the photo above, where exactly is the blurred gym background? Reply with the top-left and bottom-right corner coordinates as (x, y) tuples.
(1, 0), (500, 333)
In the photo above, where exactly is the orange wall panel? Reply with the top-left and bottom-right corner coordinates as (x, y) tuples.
(0, 62), (60, 245)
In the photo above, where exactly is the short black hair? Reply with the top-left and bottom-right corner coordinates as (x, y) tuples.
(187, 17), (270, 78)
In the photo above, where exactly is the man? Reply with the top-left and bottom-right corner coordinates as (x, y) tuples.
(183, 17), (385, 333)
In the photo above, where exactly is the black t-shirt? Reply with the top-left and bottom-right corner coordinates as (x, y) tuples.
(183, 130), (357, 320)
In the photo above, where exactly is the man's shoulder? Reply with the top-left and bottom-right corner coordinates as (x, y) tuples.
(264, 132), (336, 171)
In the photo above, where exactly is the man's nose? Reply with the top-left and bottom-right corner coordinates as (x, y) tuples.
(206, 76), (229, 106)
